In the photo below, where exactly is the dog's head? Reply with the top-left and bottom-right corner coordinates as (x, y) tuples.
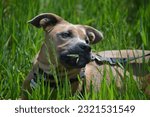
(28, 13), (103, 68)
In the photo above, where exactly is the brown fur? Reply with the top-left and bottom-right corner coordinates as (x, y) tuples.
(22, 13), (150, 99)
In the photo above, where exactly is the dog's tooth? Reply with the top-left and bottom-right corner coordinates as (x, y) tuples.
(76, 58), (79, 63)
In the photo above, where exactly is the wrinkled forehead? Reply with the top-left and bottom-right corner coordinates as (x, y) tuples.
(50, 23), (86, 36)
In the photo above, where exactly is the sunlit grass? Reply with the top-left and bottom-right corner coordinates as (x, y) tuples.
(0, 0), (150, 100)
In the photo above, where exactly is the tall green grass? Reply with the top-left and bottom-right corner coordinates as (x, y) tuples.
(0, 0), (150, 99)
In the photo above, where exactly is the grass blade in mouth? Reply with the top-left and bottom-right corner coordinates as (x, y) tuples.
(67, 54), (79, 58)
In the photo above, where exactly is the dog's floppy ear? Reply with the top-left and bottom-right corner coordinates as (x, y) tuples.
(82, 25), (103, 44)
(28, 13), (65, 29)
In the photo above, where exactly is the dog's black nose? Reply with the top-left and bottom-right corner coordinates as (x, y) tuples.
(79, 43), (91, 52)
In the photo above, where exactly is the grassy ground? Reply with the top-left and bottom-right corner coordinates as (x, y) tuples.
(0, 0), (150, 100)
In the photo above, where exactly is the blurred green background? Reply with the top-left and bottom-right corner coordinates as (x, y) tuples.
(0, 0), (150, 99)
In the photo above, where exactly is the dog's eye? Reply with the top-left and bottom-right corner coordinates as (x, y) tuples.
(60, 32), (72, 38)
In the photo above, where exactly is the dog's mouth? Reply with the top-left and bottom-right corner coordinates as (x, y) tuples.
(60, 52), (91, 68)
(66, 54), (80, 63)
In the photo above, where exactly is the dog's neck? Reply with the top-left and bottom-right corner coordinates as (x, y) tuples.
(34, 60), (81, 79)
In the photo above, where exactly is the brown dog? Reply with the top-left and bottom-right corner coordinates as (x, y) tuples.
(22, 13), (150, 99)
